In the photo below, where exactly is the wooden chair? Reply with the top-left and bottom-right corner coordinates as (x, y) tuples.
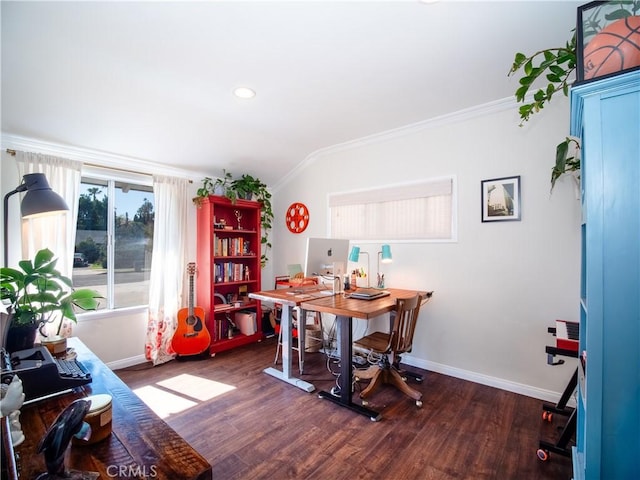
(354, 292), (430, 407)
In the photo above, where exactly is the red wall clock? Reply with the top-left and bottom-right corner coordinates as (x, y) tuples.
(286, 202), (309, 234)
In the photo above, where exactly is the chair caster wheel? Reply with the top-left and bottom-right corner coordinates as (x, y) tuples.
(416, 400), (423, 408)
(542, 411), (553, 422)
(536, 449), (549, 461)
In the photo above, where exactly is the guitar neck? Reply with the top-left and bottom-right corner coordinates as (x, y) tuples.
(188, 273), (195, 317)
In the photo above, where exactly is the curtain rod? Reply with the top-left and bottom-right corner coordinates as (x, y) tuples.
(5, 149), (192, 183)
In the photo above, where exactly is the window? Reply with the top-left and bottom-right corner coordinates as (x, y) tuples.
(73, 168), (154, 310)
(329, 176), (456, 241)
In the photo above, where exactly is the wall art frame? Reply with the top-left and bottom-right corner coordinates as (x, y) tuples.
(481, 175), (521, 222)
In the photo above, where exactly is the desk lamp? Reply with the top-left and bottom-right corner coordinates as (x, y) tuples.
(3, 173), (69, 266)
(376, 244), (392, 288)
(348, 246), (370, 288)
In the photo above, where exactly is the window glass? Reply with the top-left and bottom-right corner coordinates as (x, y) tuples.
(73, 176), (154, 310)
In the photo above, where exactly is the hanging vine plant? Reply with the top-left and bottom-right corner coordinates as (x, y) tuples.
(508, 32), (577, 126)
(508, 31), (580, 192)
(509, 0), (640, 192)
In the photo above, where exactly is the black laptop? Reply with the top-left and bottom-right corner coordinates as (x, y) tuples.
(349, 288), (391, 301)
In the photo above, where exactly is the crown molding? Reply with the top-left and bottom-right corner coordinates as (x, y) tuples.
(273, 95), (518, 192)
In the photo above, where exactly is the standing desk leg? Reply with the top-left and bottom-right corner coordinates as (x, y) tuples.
(317, 315), (381, 421)
(263, 305), (315, 392)
(542, 367), (578, 417)
(298, 308), (307, 373)
(538, 408), (577, 458)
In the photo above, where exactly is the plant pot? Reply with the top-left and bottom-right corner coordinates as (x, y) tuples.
(6, 324), (39, 353)
(41, 335), (68, 358)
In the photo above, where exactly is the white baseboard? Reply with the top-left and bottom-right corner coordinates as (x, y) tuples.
(106, 354), (147, 371)
(402, 355), (575, 408)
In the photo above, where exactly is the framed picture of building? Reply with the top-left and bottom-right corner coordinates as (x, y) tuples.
(481, 176), (521, 222)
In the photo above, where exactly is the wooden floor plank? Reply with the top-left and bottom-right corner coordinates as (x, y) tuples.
(116, 337), (573, 480)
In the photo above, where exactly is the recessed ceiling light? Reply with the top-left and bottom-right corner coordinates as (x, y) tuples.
(233, 87), (256, 99)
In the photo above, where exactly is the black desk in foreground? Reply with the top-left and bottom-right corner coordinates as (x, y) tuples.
(301, 288), (429, 421)
(5, 338), (212, 480)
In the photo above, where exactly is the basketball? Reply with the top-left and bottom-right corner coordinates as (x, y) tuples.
(583, 16), (640, 80)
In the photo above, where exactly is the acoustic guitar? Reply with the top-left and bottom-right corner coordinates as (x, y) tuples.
(171, 263), (211, 356)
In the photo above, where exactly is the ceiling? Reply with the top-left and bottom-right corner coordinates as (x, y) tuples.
(1, 1), (582, 188)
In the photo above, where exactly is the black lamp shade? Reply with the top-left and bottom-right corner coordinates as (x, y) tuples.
(20, 173), (69, 218)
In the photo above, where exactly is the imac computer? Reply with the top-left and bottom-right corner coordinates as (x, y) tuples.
(304, 238), (350, 278)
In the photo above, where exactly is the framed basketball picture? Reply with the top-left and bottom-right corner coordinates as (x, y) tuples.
(481, 176), (521, 223)
(577, 1), (640, 83)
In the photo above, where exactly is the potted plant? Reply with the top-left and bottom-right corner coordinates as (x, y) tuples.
(509, 1), (639, 191)
(196, 170), (234, 201)
(195, 171), (274, 266)
(508, 30), (580, 191)
(0, 248), (103, 353)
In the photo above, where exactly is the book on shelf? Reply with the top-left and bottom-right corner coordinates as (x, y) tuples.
(214, 262), (251, 283)
(214, 236), (249, 257)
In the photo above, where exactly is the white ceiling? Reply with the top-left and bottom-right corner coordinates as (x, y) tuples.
(1, 1), (582, 187)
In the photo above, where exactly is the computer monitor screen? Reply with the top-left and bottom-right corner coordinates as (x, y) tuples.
(304, 238), (350, 277)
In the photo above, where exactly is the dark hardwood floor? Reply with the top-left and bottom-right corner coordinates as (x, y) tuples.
(115, 337), (573, 480)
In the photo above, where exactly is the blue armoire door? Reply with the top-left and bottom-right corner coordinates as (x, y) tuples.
(570, 70), (640, 480)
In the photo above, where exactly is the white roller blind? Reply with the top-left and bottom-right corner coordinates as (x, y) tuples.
(329, 177), (455, 241)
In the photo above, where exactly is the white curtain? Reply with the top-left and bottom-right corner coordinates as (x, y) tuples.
(16, 152), (82, 338)
(16, 152), (82, 275)
(146, 175), (190, 365)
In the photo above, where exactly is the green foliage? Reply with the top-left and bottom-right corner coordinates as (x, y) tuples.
(197, 170), (234, 200)
(508, 3), (639, 192)
(77, 190), (108, 230)
(0, 248), (103, 335)
(551, 137), (581, 192)
(508, 31), (578, 192)
(508, 32), (577, 126)
(196, 171), (274, 267)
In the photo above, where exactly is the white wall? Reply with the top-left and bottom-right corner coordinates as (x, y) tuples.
(270, 97), (581, 402)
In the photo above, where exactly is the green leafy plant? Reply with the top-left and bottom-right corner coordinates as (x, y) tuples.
(508, 32), (577, 127)
(552, 137), (581, 192)
(196, 170), (234, 203)
(509, 33), (580, 192)
(0, 248), (103, 336)
(509, 3), (640, 191)
(195, 172), (274, 267)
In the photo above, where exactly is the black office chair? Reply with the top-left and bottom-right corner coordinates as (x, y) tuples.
(354, 292), (431, 407)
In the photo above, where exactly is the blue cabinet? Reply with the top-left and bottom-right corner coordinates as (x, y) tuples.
(570, 70), (640, 480)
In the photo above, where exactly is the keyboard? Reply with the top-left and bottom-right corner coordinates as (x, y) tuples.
(55, 357), (91, 379)
(555, 320), (579, 352)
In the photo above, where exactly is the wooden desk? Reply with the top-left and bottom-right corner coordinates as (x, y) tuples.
(301, 288), (427, 421)
(249, 285), (333, 393)
(7, 338), (212, 480)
